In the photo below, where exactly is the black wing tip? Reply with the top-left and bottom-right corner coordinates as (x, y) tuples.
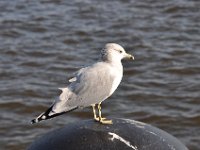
(31, 118), (41, 124)
(31, 118), (38, 124)
(30, 106), (78, 125)
(31, 113), (46, 124)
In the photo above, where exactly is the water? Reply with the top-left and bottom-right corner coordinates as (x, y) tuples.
(0, 0), (199, 149)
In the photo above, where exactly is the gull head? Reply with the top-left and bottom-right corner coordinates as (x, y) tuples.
(101, 43), (134, 62)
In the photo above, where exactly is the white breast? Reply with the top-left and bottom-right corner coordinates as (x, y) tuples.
(109, 65), (123, 96)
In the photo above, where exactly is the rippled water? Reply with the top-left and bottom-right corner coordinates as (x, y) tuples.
(0, 0), (200, 149)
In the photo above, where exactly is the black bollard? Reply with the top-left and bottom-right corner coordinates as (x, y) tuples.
(27, 118), (188, 150)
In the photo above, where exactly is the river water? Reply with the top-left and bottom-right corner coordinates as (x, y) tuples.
(0, 0), (200, 149)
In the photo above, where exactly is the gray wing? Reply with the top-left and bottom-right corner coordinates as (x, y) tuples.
(68, 68), (85, 83)
(68, 62), (115, 106)
(51, 62), (115, 114)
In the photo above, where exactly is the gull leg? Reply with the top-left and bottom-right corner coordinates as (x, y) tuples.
(97, 102), (112, 124)
(91, 104), (99, 121)
(97, 102), (106, 120)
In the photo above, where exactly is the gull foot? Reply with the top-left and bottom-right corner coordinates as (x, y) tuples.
(94, 117), (113, 124)
(94, 117), (106, 122)
(100, 119), (113, 125)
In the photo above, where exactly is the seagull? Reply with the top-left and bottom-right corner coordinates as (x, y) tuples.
(31, 43), (134, 124)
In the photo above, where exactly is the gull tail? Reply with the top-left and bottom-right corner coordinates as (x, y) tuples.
(31, 106), (78, 124)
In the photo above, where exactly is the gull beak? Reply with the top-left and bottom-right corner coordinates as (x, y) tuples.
(124, 53), (134, 60)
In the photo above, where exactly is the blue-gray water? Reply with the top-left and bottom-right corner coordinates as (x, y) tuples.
(0, 0), (200, 149)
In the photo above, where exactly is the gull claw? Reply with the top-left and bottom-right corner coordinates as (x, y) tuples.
(94, 117), (113, 125)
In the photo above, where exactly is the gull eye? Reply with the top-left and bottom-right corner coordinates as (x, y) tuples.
(119, 50), (123, 53)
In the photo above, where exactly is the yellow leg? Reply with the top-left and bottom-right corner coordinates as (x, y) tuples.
(91, 104), (99, 121)
(97, 103), (112, 125)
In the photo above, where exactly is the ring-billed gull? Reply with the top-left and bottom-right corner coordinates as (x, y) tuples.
(31, 43), (134, 124)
